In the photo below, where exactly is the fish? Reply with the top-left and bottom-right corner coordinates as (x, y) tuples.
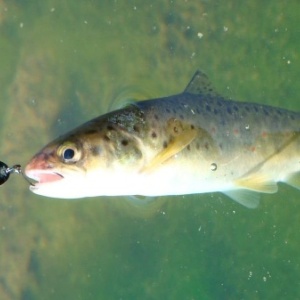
(24, 70), (300, 208)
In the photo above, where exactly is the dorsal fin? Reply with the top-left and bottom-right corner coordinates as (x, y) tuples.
(183, 70), (220, 97)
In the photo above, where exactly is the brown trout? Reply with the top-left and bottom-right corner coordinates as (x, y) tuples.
(25, 71), (300, 208)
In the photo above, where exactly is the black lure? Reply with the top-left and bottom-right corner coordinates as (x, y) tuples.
(0, 161), (32, 186)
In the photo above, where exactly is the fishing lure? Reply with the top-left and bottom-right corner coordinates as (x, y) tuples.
(0, 161), (33, 186)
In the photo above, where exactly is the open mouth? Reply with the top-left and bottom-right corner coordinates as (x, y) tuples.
(25, 170), (64, 185)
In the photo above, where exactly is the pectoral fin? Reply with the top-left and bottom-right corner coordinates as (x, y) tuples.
(141, 121), (197, 173)
(223, 190), (260, 209)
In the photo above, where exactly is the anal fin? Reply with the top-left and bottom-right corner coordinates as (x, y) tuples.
(234, 174), (278, 194)
(225, 174), (279, 208)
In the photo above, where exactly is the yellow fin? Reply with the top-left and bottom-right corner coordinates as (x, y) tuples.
(234, 174), (278, 194)
(141, 120), (197, 173)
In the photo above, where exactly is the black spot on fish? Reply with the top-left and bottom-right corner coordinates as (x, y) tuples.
(163, 141), (168, 148)
(107, 125), (114, 131)
(219, 143), (223, 150)
(254, 106), (259, 113)
(191, 125), (195, 130)
(245, 106), (250, 112)
(290, 114), (295, 120)
(263, 109), (269, 116)
(179, 114), (184, 120)
(196, 108), (200, 114)
(227, 107), (232, 115)
(214, 109), (218, 115)
(187, 145), (191, 151)
(233, 105), (238, 112)
(133, 125), (140, 133)
(172, 108), (177, 114)
(91, 146), (101, 156)
(104, 135), (110, 142)
(206, 105), (211, 112)
(276, 109), (282, 116)
(84, 129), (98, 135)
(154, 114), (159, 121)
(151, 131), (157, 138)
(166, 108), (171, 113)
(121, 139), (129, 146)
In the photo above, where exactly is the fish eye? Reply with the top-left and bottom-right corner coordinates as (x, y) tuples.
(63, 148), (75, 160)
(57, 143), (81, 164)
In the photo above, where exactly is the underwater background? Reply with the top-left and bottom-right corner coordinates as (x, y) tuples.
(0, 1), (299, 299)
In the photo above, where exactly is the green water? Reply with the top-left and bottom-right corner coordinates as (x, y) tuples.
(0, 1), (299, 299)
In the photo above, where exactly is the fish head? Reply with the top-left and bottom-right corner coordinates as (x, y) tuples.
(25, 119), (145, 198)
(25, 134), (92, 198)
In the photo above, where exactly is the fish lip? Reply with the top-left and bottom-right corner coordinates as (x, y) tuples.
(25, 169), (64, 186)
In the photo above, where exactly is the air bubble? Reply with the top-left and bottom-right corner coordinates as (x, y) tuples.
(245, 124), (250, 130)
(210, 163), (217, 171)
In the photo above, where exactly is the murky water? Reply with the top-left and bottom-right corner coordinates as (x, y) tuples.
(0, 1), (299, 299)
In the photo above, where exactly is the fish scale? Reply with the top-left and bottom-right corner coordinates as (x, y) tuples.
(136, 94), (298, 167)
(25, 70), (300, 208)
